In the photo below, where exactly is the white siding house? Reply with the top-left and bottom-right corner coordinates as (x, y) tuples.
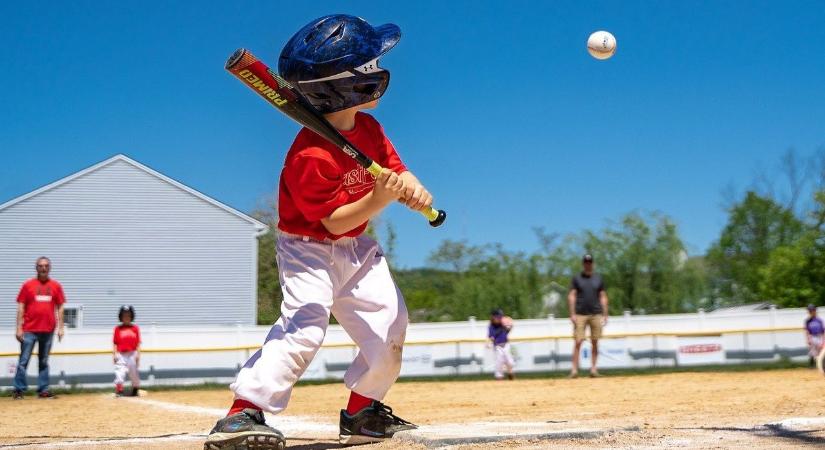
(0, 155), (267, 328)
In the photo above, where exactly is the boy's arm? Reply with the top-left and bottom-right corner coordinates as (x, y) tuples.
(321, 168), (404, 235)
(113, 344), (118, 364)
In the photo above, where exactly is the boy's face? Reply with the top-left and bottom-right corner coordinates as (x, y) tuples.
(491, 315), (502, 324)
(122, 314), (133, 325)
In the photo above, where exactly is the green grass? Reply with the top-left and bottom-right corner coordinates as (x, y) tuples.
(1, 360), (811, 397)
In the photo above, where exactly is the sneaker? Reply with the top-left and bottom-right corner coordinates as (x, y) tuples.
(339, 401), (417, 445)
(37, 391), (56, 399)
(12, 390), (23, 400)
(128, 387), (140, 397)
(204, 408), (285, 450)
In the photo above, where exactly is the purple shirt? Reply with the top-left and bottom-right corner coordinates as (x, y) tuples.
(806, 317), (824, 336)
(488, 323), (510, 346)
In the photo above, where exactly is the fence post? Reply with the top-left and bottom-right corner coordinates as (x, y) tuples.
(235, 321), (244, 365)
(652, 334), (658, 368)
(455, 341), (461, 376)
(768, 305), (777, 359)
(548, 314), (555, 372)
(148, 322), (157, 384)
(743, 331), (749, 363)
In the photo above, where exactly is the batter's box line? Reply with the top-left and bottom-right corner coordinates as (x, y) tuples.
(0, 433), (204, 449)
(394, 426), (641, 448)
(125, 396), (339, 435)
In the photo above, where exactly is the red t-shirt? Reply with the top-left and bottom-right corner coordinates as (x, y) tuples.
(113, 324), (141, 352)
(17, 278), (66, 333)
(278, 112), (407, 240)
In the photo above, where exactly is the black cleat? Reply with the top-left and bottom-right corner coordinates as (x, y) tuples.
(339, 401), (418, 445)
(12, 390), (23, 400)
(37, 391), (56, 399)
(204, 408), (285, 450)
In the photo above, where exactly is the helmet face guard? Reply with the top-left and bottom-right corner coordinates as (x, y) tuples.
(279, 15), (400, 113)
(297, 59), (390, 112)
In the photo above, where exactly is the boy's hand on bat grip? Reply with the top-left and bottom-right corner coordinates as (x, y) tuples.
(400, 182), (433, 212)
(373, 168), (405, 205)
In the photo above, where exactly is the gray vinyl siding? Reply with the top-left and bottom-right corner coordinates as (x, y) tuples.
(0, 157), (264, 327)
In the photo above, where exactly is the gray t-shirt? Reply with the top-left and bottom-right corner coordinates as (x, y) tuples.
(570, 272), (605, 315)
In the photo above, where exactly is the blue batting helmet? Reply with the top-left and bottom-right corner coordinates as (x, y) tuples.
(278, 14), (400, 113)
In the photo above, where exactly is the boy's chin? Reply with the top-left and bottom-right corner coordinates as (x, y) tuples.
(359, 99), (379, 110)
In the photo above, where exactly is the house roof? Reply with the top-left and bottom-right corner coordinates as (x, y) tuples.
(0, 154), (267, 233)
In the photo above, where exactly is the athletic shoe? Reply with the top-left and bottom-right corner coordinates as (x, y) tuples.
(339, 401), (418, 445)
(12, 390), (23, 400)
(128, 387), (140, 397)
(37, 391), (56, 399)
(204, 408), (285, 450)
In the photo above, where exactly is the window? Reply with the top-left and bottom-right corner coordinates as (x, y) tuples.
(63, 306), (83, 329)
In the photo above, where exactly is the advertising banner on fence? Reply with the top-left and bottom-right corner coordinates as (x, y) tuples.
(676, 335), (725, 366)
(580, 338), (631, 368)
(400, 345), (435, 376)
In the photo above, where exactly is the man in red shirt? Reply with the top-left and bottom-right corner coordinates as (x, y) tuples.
(13, 257), (65, 400)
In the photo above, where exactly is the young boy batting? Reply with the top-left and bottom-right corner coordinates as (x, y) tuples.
(205, 14), (432, 450)
(113, 305), (141, 397)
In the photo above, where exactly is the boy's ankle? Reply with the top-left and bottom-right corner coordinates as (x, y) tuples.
(346, 391), (374, 415)
(228, 399), (260, 417)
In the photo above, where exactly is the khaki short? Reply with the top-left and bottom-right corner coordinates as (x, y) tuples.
(574, 314), (604, 341)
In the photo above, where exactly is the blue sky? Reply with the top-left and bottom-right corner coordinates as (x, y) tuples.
(1, 1), (824, 267)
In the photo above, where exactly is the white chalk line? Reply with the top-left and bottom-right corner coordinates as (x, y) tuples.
(127, 396), (338, 435)
(2, 434), (203, 449)
(766, 416), (825, 429)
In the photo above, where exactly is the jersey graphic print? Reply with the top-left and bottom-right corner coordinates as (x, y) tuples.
(343, 166), (376, 195)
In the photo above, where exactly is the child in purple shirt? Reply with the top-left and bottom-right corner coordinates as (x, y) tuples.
(806, 304), (824, 368)
(488, 309), (515, 380)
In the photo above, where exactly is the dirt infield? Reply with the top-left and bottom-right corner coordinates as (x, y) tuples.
(2, 368), (824, 449)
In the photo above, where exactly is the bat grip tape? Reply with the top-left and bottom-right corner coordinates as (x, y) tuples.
(366, 162), (442, 224)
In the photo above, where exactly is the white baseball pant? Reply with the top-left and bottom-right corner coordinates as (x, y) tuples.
(114, 351), (140, 387)
(809, 336), (824, 358)
(231, 233), (408, 414)
(494, 344), (515, 379)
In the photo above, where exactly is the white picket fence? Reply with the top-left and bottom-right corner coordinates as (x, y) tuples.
(0, 307), (816, 389)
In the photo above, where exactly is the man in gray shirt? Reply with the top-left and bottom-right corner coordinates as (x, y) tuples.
(568, 254), (609, 378)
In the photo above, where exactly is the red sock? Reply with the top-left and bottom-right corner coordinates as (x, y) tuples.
(228, 399), (260, 417)
(115, 384), (123, 394)
(346, 391), (374, 415)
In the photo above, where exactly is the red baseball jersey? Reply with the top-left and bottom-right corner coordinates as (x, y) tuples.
(17, 278), (66, 333)
(278, 112), (407, 240)
(113, 324), (141, 352)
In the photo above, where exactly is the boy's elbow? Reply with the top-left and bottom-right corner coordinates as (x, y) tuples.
(320, 218), (346, 236)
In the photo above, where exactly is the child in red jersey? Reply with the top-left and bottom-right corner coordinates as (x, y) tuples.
(113, 305), (141, 397)
(205, 15), (431, 450)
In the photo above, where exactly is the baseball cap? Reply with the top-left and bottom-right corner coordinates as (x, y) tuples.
(808, 304), (817, 311)
(582, 254), (594, 263)
(491, 308), (504, 317)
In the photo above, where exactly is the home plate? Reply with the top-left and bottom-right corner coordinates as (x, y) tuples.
(393, 421), (639, 447)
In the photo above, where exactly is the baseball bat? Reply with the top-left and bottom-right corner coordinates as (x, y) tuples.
(224, 48), (447, 228)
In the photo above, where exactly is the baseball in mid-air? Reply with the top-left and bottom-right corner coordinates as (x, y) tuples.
(587, 31), (617, 60)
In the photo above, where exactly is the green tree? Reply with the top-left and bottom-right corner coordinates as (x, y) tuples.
(250, 195), (282, 325)
(707, 191), (804, 303)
